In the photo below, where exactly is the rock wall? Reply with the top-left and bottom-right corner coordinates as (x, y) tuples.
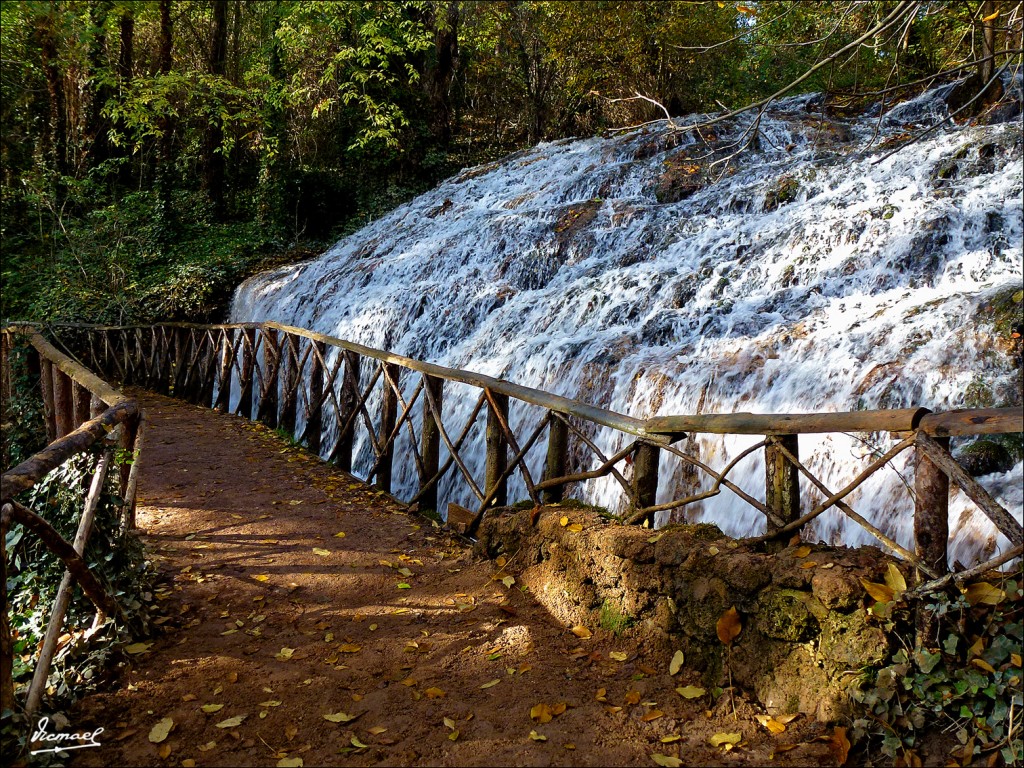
(475, 506), (896, 722)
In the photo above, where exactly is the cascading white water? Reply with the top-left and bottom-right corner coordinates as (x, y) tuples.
(232, 81), (1023, 566)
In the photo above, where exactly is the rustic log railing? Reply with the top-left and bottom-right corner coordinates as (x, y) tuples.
(47, 322), (1024, 580)
(0, 327), (143, 716)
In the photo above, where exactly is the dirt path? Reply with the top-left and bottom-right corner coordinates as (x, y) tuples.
(68, 393), (844, 767)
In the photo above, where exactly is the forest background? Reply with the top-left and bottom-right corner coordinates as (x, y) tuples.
(0, 0), (1019, 324)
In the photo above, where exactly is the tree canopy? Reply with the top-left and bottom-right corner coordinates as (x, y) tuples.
(1, 1), (1020, 323)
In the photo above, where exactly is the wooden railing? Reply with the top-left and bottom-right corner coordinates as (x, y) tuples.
(0, 327), (144, 716)
(46, 322), (1023, 586)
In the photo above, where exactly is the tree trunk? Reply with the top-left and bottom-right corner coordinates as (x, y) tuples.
(35, 4), (68, 178)
(203, 0), (228, 220)
(84, 1), (114, 174)
(115, 6), (134, 184)
(156, 0), (174, 229)
(423, 2), (460, 146)
(977, 0), (1004, 106)
(258, 1), (286, 235)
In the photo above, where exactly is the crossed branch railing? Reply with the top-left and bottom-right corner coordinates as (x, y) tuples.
(0, 326), (144, 716)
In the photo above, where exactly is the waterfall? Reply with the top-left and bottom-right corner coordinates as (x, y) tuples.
(232, 81), (1024, 566)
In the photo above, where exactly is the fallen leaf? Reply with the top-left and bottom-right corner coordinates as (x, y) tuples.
(799, 561), (817, 569)
(707, 545), (720, 556)
(480, 679), (501, 689)
(559, 516), (569, 527)
(181, 694), (197, 702)
(197, 740), (217, 751)
(571, 626), (592, 639)
(794, 545), (812, 558)
(259, 700), (283, 708)
(716, 607), (742, 646)
(333, 532), (346, 538)
(831, 726), (851, 765)
(125, 642), (153, 655)
(642, 710), (664, 722)
(596, 688), (607, 702)
(567, 524), (583, 532)
(660, 735), (682, 744)
(351, 736), (369, 749)
(529, 730), (547, 741)
(397, 582), (412, 589)
(1011, 653), (1022, 667)
(971, 658), (996, 674)
(624, 690), (641, 705)
(676, 685), (706, 699)
(495, 556), (507, 567)
(285, 724), (299, 741)
(860, 578), (895, 604)
(277, 758), (303, 768)
(669, 650), (685, 675)
(323, 711), (361, 723)
(609, 651), (628, 662)
(215, 715), (246, 729)
(709, 732), (742, 747)
(651, 755), (683, 767)
(253, 574), (270, 582)
(275, 647), (295, 661)
(551, 702), (567, 715)
(158, 744), (172, 759)
(339, 644), (362, 653)
(148, 717), (174, 743)
(502, 575), (516, 588)
(312, 548), (331, 557)
(201, 704), (224, 714)
(531, 703), (553, 723)
(368, 726), (387, 735)
(755, 714), (787, 734)
(182, 760), (196, 768)
(965, 581), (1005, 606)
(424, 687), (446, 699)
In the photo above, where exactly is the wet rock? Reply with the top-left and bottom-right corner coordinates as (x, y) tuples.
(818, 610), (887, 673)
(811, 567), (863, 609)
(763, 175), (801, 211)
(956, 439), (1015, 476)
(754, 588), (820, 642)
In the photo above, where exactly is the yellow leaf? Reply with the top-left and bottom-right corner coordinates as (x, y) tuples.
(529, 730), (547, 741)
(323, 711), (361, 723)
(259, 700), (282, 708)
(531, 703), (553, 723)
(624, 690), (641, 705)
(197, 740), (217, 751)
(669, 650), (685, 675)
(884, 563), (907, 596)
(368, 726), (387, 735)
(707, 545), (720, 555)
(253, 574), (270, 582)
(964, 581), (1005, 606)
(716, 607), (742, 646)
(443, 717), (456, 729)
(448, 729), (460, 741)
(424, 687), (446, 699)
(982, 9), (1000, 21)
(158, 744), (172, 759)
(571, 626), (592, 639)
(660, 735), (682, 744)
(794, 545), (812, 558)
(148, 718), (174, 743)
(567, 524), (583, 532)
(215, 715), (246, 729)
(480, 679), (501, 689)
(495, 556), (507, 567)
(182, 760), (196, 768)
(351, 736), (369, 749)
(275, 647), (294, 660)
(831, 726), (851, 765)
(755, 714), (787, 734)
(551, 702), (567, 715)
(1011, 653), (1022, 667)
(125, 642), (153, 655)
(595, 688), (607, 702)
(642, 710), (664, 722)
(201, 704), (224, 713)
(675, 685), (706, 699)
(559, 516), (569, 527)
(799, 561), (817, 569)
(971, 658), (996, 674)
(609, 651), (628, 662)
(502, 575), (516, 588)
(860, 578), (895, 604)
(277, 758), (303, 768)
(651, 755), (683, 767)
(339, 644), (362, 653)
(312, 548), (331, 557)
(709, 732), (742, 747)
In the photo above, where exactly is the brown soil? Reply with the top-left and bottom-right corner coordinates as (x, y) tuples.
(65, 392), (850, 767)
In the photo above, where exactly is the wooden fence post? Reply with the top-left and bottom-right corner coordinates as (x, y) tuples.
(72, 382), (92, 429)
(215, 328), (235, 412)
(485, 391), (509, 509)
(40, 359), (57, 442)
(171, 328), (189, 398)
(237, 328), (255, 419)
(196, 331), (217, 406)
(765, 435), (800, 537)
(306, 340), (325, 454)
(419, 375), (443, 511)
(336, 351), (360, 472)
(53, 368), (74, 438)
(632, 443), (661, 522)
(376, 363), (400, 492)
(914, 436), (950, 581)
(279, 333), (300, 437)
(257, 328), (280, 428)
(0, 505), (13, 713)
(542, 414), (569, 504)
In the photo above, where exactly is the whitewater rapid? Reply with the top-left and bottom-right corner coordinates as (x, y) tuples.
(232, 83), (1023, 566)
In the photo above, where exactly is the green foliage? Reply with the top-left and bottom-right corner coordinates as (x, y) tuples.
(852, 574), (1024, 766)
(599, 599), (634, 636)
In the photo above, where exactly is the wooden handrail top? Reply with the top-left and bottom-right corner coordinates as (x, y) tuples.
(34, 321), (1024, 440)
(1, 400), (138, 500)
